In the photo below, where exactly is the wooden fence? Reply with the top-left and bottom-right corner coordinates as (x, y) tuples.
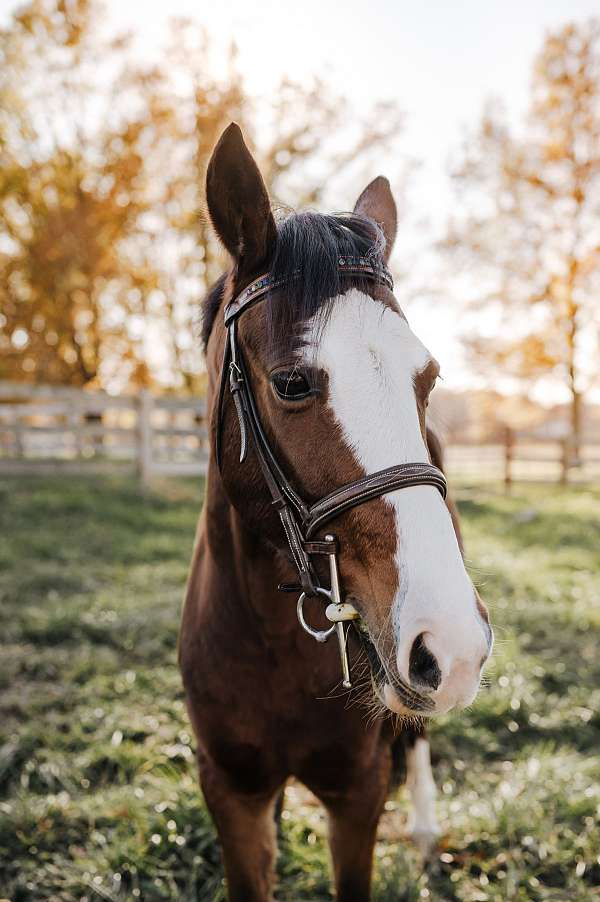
(0, 382), (208, 482)
(1, 383), (599, 487)
(445, 430), (600, 488)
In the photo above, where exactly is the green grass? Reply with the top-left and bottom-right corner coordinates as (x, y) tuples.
(0, 475), (599, 901)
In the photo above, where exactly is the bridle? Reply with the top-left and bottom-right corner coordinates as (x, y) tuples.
(215, 257), (447, 708)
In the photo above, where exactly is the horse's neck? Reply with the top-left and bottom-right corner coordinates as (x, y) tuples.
(200, 333), (298, 632)
(202, 464), (296, 633)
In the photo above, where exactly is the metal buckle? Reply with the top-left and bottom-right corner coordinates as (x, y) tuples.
(229, 361), (243, 384)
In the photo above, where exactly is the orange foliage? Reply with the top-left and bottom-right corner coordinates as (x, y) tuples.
(445, 21), (600, 448)
(0, 0), (404, 392)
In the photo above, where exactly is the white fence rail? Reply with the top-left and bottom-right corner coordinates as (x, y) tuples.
(1, 382), (599, 487)
(0, 382), (208, 481)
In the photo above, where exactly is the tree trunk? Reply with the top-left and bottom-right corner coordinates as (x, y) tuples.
(569, 381), (583, 465)
(566, 321), (582, 462)
(565, 275), (581, 463)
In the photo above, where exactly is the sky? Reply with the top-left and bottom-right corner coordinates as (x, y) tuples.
(2, 0), (598, 399)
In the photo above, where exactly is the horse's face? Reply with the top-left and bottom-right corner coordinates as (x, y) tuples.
(207, 124), (492, 716)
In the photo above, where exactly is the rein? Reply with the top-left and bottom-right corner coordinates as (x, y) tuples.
(216, 258), (446, 706)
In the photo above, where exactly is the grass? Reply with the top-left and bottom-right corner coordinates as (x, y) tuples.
(0, 475), (599, 901)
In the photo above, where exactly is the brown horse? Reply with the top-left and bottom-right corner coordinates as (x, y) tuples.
(179, 123), (493, 901)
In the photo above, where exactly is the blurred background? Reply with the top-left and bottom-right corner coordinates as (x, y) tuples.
(1, 0), (600, 481)
(0, 2), (599, 901)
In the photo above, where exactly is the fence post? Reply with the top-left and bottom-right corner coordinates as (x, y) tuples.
(13, 408), (24, 459)
(138, 389), (153, 485)
(503, 426), (514, 493)
(71, 400), (83, 460)
(560, 438), (569, 486)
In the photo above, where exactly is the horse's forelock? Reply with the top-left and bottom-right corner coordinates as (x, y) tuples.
(200, 212), (386, 353)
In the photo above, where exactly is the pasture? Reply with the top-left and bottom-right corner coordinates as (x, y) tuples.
(0, 475), (598, 901)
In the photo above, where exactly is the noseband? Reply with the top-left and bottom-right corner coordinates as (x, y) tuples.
(216, 258), (446, 707)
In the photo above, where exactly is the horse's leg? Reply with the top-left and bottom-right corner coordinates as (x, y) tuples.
(405, 734), (440, 857)
(313, 762), (390, 902)
(325, 784), (388, 901)
(200, 761), (281, 902)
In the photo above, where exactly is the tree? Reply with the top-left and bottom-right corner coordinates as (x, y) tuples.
(0, 0), (170, 387)
(150, 19), (405, 391)
(0, 1), (406, 392)
(445, 21), (600, 455)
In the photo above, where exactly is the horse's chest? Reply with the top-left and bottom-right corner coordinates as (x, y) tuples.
(183, 580), (385, 792)
(202, 706), (383, 797)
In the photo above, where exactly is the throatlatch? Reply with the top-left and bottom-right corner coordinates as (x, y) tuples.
(217, 258), (447, 690)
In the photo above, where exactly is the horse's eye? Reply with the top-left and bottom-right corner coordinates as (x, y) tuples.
(271, 370), (312, 401)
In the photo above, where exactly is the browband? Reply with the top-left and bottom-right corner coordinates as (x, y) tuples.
(224, 256), (394, 325)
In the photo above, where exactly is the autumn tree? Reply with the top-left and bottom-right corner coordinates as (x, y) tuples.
(445, 21), (600, 456)
(150, 20), (405, 391)
(0, 0), (171, 387)
(0, 1), (406, 392)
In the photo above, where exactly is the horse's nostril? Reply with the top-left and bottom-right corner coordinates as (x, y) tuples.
(408, 633), (441, 691)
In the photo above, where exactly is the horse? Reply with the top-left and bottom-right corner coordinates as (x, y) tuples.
(179, 123), (493, 901)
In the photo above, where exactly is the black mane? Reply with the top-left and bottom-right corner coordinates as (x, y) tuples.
(201, 211), (386, 352)
(201, 273), (228, 350)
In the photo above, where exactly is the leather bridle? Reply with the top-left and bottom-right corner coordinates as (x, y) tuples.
(215, 256), (446, 704)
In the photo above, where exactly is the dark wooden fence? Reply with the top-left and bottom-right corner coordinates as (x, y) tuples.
(445, 428), (600, 488)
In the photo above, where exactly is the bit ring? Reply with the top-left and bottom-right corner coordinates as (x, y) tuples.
(297, 588), (335, 642)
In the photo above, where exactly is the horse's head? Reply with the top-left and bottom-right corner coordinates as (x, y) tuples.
(204, 124), (492, 717)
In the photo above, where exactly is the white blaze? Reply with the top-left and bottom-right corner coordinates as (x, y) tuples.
(305, 289), (486, 713)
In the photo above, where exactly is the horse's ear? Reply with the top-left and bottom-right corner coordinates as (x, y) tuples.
(353, 176), (397, 264)
(206, 123), (277, 274)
